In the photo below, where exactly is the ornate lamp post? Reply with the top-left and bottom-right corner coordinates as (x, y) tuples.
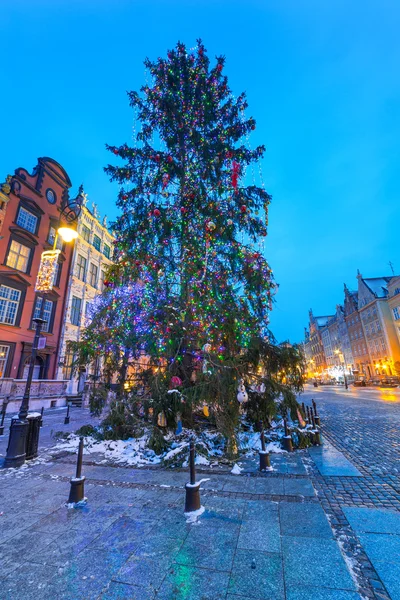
(4, 192), (82, 468)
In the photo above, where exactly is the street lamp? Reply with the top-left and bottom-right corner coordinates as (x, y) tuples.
(335, 349), (348, 390)
(4, 192), (82, 468)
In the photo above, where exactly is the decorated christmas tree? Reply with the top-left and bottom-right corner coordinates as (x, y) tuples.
(74, 41), (304, 453)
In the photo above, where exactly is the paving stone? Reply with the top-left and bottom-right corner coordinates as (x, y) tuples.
(237, 515), (281, 553)
(99, 581), (155, 599)
(114, 556), (170, 591)
(156, 564), (230, 599)
(282, 536), (356, 590)
(343, 507), (400, 535)
(285, 588), (362, 600)
(88, 516), (156, 553)
(358, 533), (400, 565)
(283, 478), (315, 497)
(228, 548), (284, 599)
(279, 502), (333, 538)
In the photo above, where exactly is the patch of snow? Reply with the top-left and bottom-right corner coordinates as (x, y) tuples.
(231, 463), (243, 475)
(184, 506), (205, 523)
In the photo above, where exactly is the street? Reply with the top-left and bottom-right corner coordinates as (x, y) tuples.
(0, 386), (399, 599)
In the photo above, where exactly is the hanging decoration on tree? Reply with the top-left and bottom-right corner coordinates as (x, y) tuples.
(237, 379), (248, 404)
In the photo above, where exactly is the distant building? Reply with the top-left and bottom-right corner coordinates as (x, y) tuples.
(0, 157), (78, 381)
(357, 272), (400, 377)
(56, 196), (115, 394)
(344, 285), (371, 379)
(308, 310), (330, 376)
(387, 276), (400, 370)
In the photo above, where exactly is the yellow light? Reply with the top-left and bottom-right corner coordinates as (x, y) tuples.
(57, 227), (78, 242)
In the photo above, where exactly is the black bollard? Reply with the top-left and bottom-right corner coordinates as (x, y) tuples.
(64, 404), (70, 425)
(282, 418), (293, 452)
(312, 400), (320, 426)
(40, 406), (44, 427)
(68, 437), (86, 504)
(184, 440), (201, 513)
(301, 402), (306, 419)
(259, 422), (271, 471)
(0, 403), (6, 436)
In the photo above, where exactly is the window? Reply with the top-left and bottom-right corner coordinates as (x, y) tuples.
(93, 234), (101, 252)
(53, 262), (62, 287)
(76, 255), (87, 281)
(0, 345), (10, 378)
(48, 226), (56, 245)
(84, 301), (91, 318)
(63, 350), (75, 380)
(46, 189), (56, 204)
(0, 285), (21, 325)
(33, 297), (53, 333)
(6, 240), (31, 273)
(394, 288), (400, 296)
(381, 339), (386, 352)
(376, 320), (381, 331)
(81, 225), (90, 242)
(88, 263), (98, 288)
(16, 207), (38, 234)
(103, 244), (111, 259)
(100, 269), (106, 290)
(71, 296), (82, 326)
(393, 307), (400, 321)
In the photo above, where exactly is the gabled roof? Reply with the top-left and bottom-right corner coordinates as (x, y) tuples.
(363, 277), (392, 299)
(315, 316), (333, 328)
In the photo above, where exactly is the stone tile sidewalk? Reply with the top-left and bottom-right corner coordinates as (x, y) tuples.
(0, 449), (359, 600)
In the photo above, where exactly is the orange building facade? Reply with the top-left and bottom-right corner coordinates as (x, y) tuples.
(0, 157), (77, 381)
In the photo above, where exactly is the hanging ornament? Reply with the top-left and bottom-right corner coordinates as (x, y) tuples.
(162, 173), (170, 189)
(202, 343), (212, 353)
(237, 379), (248, 404)
(170, 376), (182, 388)
(240, 205), (247, 213)
(227, 219), (233, 226)
(206, 221), (216, 232)
(231, 161), (240, 189)
(203, 404), (210, 417)
(157, 411), (167, 427)
(149, 407), (154, 418)
(153, 208), (161, 217)
(175, 412), (183, 435)
(297, 408), (306, 428)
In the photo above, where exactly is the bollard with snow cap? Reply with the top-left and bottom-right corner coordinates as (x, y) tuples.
(68, 437), (86, 505)
(259, 422), (271, 471)
(184, 440), (201, 513)
(282, 418), (293, 452)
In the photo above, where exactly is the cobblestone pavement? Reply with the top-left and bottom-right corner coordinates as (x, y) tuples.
(0, 389), (399, 599)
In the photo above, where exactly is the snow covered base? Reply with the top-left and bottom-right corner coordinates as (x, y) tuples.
(66, 498), (87, 510)
(184, 506), (205, 523)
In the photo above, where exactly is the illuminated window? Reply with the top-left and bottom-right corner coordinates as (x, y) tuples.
(0, 285), (21, 325)
(6, 240), (31, 273)
(0, 345), (10, 377)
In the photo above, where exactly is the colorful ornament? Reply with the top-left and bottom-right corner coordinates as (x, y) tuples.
(157, 411), (167, 427)
(170, 376), (182, 388)
(153, 208), (161, 217)
(162, 173), (170, 189)
(202, 343), (212, 353)
(203, 405), (210, 417)
(237, 379), (248, 404)
(206, 221), (216, 232)
(240, 205), (247, 213)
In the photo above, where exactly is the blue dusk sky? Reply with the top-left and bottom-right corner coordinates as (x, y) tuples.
(1, 0), (399, 342)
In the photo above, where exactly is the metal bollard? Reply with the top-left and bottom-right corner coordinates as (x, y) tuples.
(259, 422), (271, 471)
(184, 440), (201, 513)
(0, 403), (6, 436)
(40, 407), (44, 428)
(68, 437), (86, 504)
(282, 418), (293, 452)
(64, 404), (70, 425)
(312, 400), (320, 426)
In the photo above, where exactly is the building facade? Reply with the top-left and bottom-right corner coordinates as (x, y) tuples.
(388, 276), (400, 358)
(356, 273), (400, 377)
(0, 157), (78, 381)
(343, 285), (371, 379)
(56, 198), (115, 394)
(308, 310), (330, 376)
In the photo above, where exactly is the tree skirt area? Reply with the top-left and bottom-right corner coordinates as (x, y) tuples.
(51, 418), (307, 470)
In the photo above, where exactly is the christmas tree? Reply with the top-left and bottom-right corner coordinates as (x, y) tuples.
(74, 41), (304, 452)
